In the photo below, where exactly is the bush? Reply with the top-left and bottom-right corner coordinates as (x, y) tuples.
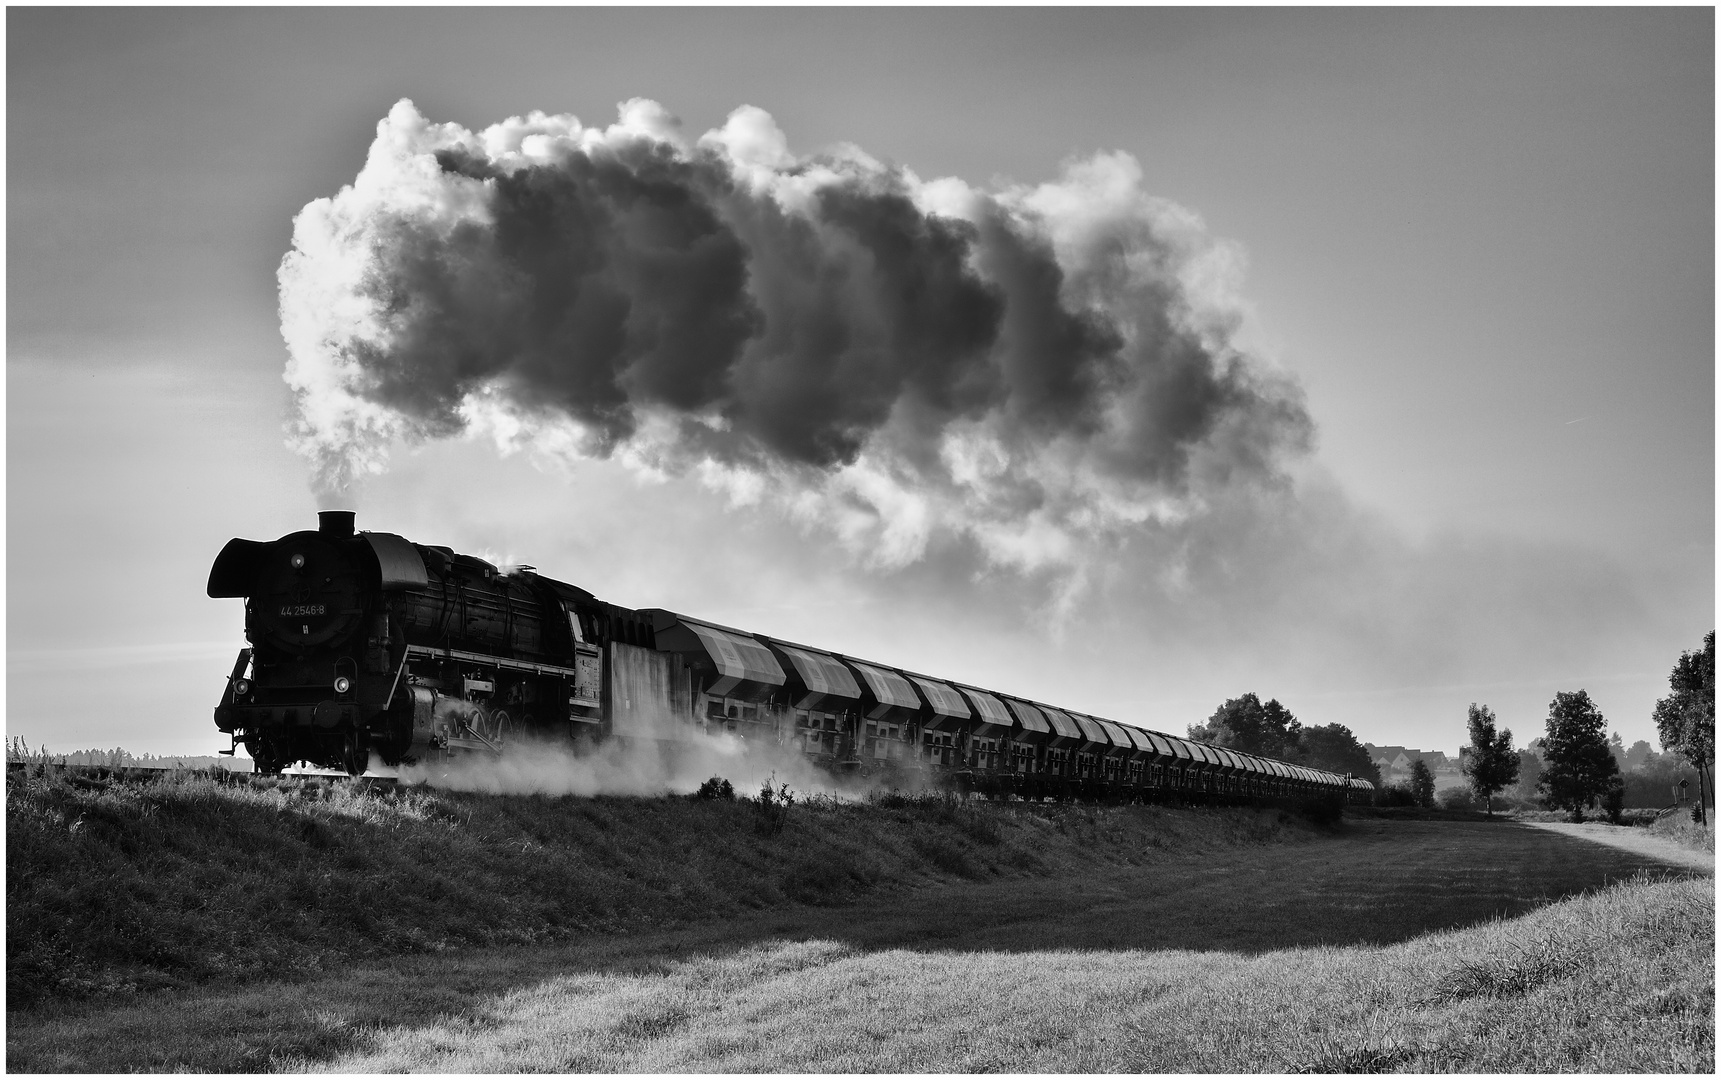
(1648, 812), (1716, 852)
(1438, 787), (1481, 811)
(694, 777), (734, 801)
(752, 779), (794, 837)
(1377, 783), (1417, 808)
(1601, 781), (1625, 825)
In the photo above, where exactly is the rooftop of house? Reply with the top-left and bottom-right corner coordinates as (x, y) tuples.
(1364, 744), (1460, 767)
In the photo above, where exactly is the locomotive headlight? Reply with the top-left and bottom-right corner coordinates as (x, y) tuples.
(290, 553), (305, 569)
(333, 676), (351, 695)
(233, 679), (251, 697)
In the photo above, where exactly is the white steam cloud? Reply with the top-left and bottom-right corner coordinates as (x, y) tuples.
(279, 99), (1313, 577)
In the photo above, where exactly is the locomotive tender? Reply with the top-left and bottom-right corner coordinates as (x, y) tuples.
(209, 511), (1371, 804)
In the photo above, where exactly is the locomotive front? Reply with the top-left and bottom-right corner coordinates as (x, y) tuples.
(209, 510), (608, 775)
(208, 510), (422, 774)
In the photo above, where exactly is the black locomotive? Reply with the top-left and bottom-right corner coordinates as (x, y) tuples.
(209, 511), (1372, 804)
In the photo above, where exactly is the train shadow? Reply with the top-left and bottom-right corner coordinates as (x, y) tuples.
(673, 816), (1700, 957)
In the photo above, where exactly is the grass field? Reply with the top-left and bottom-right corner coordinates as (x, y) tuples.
(8, 782), (1711, 1073)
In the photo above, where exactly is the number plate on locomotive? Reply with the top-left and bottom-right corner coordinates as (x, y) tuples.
(278, 604), (326, 616)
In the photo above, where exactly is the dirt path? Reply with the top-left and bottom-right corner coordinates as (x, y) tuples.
(1521, 820), (1714, 872)
(8, 816), (1708, 1072)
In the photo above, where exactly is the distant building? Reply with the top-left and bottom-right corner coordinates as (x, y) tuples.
(1365, 744), (1463, 788)
(1366, 744), (1412, 776)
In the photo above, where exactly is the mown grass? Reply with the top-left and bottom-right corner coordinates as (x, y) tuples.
(260, 875), (1721, 1074)
(5, 766), (1316, 1010)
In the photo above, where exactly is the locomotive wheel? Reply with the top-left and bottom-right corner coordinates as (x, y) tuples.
(341, 732), (369, 777)
(490, 710), (512, 748)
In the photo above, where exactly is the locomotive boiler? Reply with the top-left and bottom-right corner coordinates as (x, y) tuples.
(208, 511), (1372, 805)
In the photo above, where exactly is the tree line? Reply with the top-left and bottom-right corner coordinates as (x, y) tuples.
(1186, 694), (1381, 787)
(1188, 631), (1713, 823)
(1457, 631), (1714, 822)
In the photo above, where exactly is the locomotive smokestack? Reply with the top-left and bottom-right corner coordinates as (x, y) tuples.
(318, 510), (355, 538)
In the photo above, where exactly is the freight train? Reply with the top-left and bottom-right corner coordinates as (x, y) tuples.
(208, 511), (1372, 804)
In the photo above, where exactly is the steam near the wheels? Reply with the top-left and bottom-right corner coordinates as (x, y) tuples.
(279, 99), (1313, 572)
(393, 712), (856, 801)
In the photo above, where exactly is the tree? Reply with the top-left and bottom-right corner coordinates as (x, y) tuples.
(1409, 759), (1436, 808)
(1624, 739), (1656, 772)
(1188, 693), (1302, 760)
(1538, 690), (1621, 822)
(1460, 703), (1520, 816)
(1297, 722), (1381, 787)
(1653, 630), (1714, 825)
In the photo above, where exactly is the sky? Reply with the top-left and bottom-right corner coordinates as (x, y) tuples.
(7, 8), (1713, 758)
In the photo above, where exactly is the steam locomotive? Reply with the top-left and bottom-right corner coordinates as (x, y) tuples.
(208, 511), (1371, 803)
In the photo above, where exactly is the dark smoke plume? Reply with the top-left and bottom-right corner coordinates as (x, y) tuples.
(280, 99), (1313, 573)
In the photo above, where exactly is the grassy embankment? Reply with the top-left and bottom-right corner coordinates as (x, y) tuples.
(8, 767), (1711, 1072)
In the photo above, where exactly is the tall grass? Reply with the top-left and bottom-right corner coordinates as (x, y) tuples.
(5, 740), (244, 770)
(6, 768), (1320, 1009)
(1646, 812), (1716, 853)
(6, 737), (60, 765)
